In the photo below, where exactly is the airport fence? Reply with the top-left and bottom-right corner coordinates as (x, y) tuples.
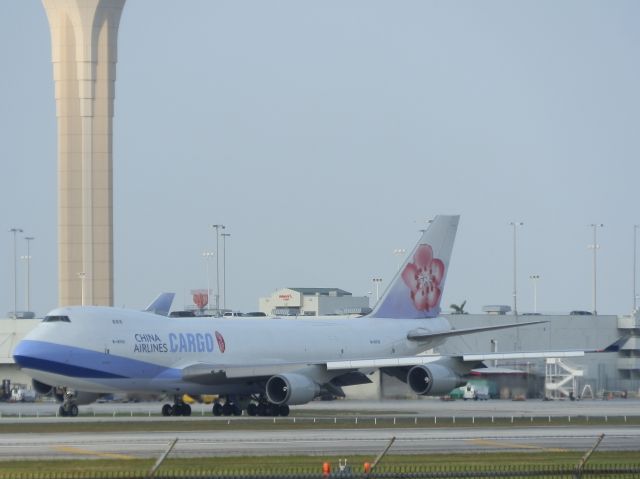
(5, 465), (640, 479)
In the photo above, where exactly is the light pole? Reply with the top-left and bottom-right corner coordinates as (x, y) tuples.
(202, 251), (214, 312)
(588, 223), (603, 315)
(21, 236), (34, 313)
(634, 225), (639, 312)
(509, 222), (524, 315)
(372, 277), (383, 302)
(222, 233), (231, 310)
(211, 224), (225, 312)
(393, 248), (406, 271)
(529, 274), (540, 313)
(77, 272), (86, 306)
(8, 228), (23, 318)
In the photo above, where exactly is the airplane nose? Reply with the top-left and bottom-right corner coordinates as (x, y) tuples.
(12, 339), (35, 368)
(12, 339), (54, 371)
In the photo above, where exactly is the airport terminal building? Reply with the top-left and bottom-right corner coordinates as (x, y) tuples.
(258, 288), (370, 316)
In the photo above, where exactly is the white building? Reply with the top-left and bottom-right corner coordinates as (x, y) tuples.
(259, 288), (370, 317)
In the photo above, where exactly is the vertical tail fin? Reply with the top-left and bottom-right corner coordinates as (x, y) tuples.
(144, 292), (175, 316)
(369, 215), (459, 319)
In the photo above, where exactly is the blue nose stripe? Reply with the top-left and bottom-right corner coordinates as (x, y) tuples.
(13, 340), (171, 379)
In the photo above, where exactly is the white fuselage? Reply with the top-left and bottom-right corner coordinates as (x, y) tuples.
(14, 306), (451, 396)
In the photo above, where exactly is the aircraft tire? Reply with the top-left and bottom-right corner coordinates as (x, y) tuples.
(161, 404), (173, 416)
(59, 405), (67, 417)
(257, 403), (268, 416)
(222, 402), (233, 416)
(172, 404), (184, 416)
(279, 405), (290, 417)
(247, 403), (258, 416)
(69, 404), (79, 417)
(212, 403), (222, 416)
(182, 404), (191, 416)
(232, 404), (242, 416)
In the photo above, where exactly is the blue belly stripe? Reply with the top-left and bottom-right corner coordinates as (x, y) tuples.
(13, 355), (127, 379)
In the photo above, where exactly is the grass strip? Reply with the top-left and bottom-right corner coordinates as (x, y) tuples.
(0, 451), (639, 477)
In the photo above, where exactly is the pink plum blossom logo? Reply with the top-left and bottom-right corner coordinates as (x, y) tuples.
(401, 244), (445, 312)
(215, 331), (226, 353)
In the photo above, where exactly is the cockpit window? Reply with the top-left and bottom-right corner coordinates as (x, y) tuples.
(43, 315), (71, 323)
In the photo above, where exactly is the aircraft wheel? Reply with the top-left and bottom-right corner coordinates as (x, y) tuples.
(173, 403), (184, 416)
(59, 405), (67, 417)
(162, 404), (173, 416)
(212, 403), (222, 416)
(232, 404), (242, 416)
(257, 403), (267, 416)
(279, 405), (290, 417)
(222, 402), (233, 416)
(182, 404), (191, 416)
(69, 404), (79, 417)
(247, 403), (258, 416)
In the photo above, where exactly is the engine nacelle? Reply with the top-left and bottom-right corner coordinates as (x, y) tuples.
(73, 391), (102, 405)
(407, 364), (463, 396)
(265, 373), (320, 405)
(32, 380), (65, 402)
(31, 380), (101, 404)
(32, 379), (53, 395)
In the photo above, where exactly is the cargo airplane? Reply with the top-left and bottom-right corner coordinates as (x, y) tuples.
(13, 216), (593, 417)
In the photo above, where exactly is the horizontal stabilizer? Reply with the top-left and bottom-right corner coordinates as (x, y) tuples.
(407, 320), (546, 341)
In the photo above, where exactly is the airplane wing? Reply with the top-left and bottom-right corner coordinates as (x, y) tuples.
(176, 337), (621, 397)
(179, 349), (586, 383)
(181, 362), (316, 383)
(180, 361), (372, 393)
(324, 350), (585, 371)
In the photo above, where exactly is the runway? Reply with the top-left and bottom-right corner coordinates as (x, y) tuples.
(0, 426), (639, 460)
(1, 400), (639, 459)
(2, 398), (640, 420)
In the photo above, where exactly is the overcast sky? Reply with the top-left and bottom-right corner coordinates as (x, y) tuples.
(2, 1), (639, 316)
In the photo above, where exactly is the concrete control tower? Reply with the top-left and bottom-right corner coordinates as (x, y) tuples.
(42, 0), (126, 306)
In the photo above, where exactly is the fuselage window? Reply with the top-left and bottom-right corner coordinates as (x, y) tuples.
(43, 315), (71, 323)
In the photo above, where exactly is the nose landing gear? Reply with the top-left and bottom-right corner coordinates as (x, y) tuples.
(58, 392), (79, 417)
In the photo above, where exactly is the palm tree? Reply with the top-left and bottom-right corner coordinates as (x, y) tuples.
(450, 300), (467, 314)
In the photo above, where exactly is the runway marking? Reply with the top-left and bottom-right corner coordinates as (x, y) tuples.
(50, 445), (135, 460)
(468, 439), (568, 452)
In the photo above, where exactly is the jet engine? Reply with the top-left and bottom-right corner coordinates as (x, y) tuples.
(32, 379), (64, 402)
(31, 380), (101, 404)
(407, 364), (463, 396)
(73, 391), (102, 405)
(265, 373), (320, 405)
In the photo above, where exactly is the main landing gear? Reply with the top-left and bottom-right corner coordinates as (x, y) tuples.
(211, 395), (290, 417)
(161, 397), (192, 416)
(58, 392), (79, 417)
